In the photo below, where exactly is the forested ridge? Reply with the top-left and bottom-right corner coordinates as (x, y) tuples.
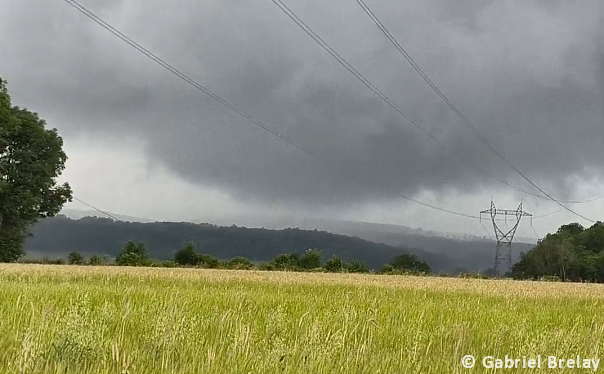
(512, 222), (604, 281)
(24, 215), (604, 281)
(25, 215), (443, 272)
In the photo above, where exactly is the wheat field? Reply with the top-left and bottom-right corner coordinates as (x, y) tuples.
(2, 264), (604, 373)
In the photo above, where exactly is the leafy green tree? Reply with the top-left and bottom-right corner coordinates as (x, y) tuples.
(578, 222), (604, 254)
(88, 254), (108, 266)
(270, 253), (300, 270)
(115, 240), (149, 266)
(67, 251), (84, 265)
(0, 78), (72, 262)
(174, 241), (199, 266)
(162, 260), (178, 268)
(379, 263), (397, 274)
(388, 253), (431, 274)
(324, 255), (346, 272)
(347, 260), (369, 273)
(228, 256), (253, 270)
(300, 249), (322, 270)
(198, 253), (219, 268)
(512, 222), (604, 282)
(557, 223), (584, 236)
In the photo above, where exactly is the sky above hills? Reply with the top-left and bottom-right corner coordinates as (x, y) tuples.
(1, 0), (602, 238)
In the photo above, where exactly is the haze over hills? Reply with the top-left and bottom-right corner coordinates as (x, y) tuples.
(60, 208), (538, 244)
(53, 208), (538, 272)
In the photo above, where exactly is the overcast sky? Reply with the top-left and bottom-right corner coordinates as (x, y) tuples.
(1, 0), (602, 239)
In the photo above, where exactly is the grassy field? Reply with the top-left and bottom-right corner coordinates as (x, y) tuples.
(2, 265), (604, 373)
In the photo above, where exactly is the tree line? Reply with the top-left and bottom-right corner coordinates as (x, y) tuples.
(31, 239), (433, 276)
(511, 221), (604, 282)
(24, 215), (447, 272)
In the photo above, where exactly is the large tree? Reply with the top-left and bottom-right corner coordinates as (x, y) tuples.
(512, 221), (604, 282)
(0, 78), (72, 262)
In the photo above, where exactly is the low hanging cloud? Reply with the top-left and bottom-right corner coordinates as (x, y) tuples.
(1, 0), (602, 209)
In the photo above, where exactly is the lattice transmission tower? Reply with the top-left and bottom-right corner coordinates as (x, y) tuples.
(480, 200), (532, 277)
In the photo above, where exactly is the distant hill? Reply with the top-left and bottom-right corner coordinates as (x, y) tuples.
(61, 208), (538, 244)
(25, 215), (452, 272)
(26, 213), (537, 273)
(60, 208), (153, 223)
(237, 215), (537, 272)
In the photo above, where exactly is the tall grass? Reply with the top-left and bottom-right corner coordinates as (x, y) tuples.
(1, 264), (604, 373)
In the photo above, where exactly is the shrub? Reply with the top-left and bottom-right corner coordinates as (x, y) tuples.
(198, 254), (219, 269)
(389, 254), (432, 274)
(115, 241), (149, 266)
(270, 253), (300, 271)
(299, 249), (322, 270)
(67, 251), (84, 265)
(174, 242), (199, 266)
(227, 257), (253, 270)
(540, 275), (562, 282)
(324, 256), (346, 273)
(379, 264), (397, 274)
(88, 255), (108, 266)
(347, 261), (369, 273)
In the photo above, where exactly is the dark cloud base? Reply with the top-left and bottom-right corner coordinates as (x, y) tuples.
(1, 0), (603, 208)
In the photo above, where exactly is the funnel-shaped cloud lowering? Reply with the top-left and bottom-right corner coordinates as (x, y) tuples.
(1, 0), (602, 208)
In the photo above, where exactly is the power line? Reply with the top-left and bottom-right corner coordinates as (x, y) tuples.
(354, 0), (597, 223)
(64, 0), (596, 227)
(62, 0), (403, 206)
(63, 0), (317, 161)
(60, 0), (484, 225)
(57, 0), (469, 214)
(400, 193), (559, 223)
(530, 225), (541, 242)
(71, 196), (122, 221)
(400, 194), (481, 220)
(480, 220), (494, 240)
(269, 0), (598, 206)
(533, 209), (561, 219)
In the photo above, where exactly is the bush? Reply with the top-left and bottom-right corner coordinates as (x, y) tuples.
(540, 275), (562, 282)
(88, 255), (108, 266)
(300, 249), (322, 270)
(347, 261), (369, 273)
(67, 251), (84, 265)
(115, 241), (149, 266)
(162, 260), (178, 268)
(146, 259), (164, 267)
(270, 253), (300, 271)
(324, 256), (346, 273)
(174, 241), (199, 266)
(198, 254), (219, 268)
(389, 254), (432, 274)
(379, 264), (397, 274)
(227, 257), (253, 270)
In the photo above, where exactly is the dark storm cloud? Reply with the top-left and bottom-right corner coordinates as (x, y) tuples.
(1, 0), (603, 207)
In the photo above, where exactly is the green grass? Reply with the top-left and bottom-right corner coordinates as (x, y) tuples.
(1, 265), (604, 373)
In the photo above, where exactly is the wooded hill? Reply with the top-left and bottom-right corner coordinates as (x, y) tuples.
(26, 215), (464, 273)
(512, 221), (604, 281)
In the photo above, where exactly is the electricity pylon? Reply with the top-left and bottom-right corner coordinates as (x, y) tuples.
(480, 200), (532, 277)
